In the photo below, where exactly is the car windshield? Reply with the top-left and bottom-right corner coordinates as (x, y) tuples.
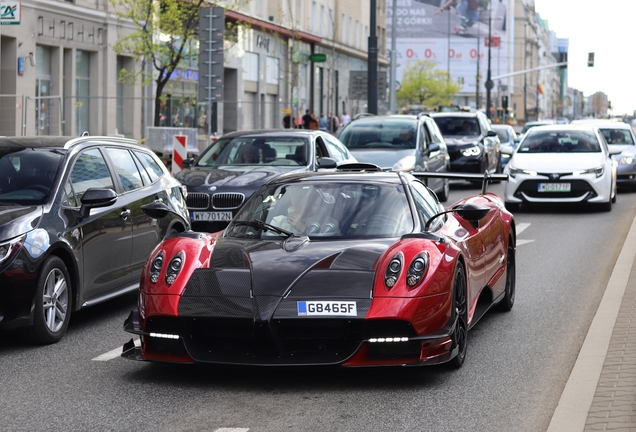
(196, 136), (310, 167)
(494, 129), (510, 143)
(338, 120), (417, 149)
(520, 122), (552, 134)
(0, 148), (64, 204)
(518, 130), (601, 153)
(599, 128), (635, 145)
(432, 117), (479, 136)
(227, 182), (414, 239)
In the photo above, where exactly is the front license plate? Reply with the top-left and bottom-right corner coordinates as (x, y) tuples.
(297, 301), (357, 316)
(191, 211), (233, 221)
(538, 183), (571, 192)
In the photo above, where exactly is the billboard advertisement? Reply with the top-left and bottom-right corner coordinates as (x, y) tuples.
(387, 0), (513, 109)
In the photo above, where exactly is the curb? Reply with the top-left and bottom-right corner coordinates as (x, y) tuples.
(547, 214), (636, 431)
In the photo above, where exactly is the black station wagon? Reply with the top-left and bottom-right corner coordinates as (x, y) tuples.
(0, 136), (190, 344)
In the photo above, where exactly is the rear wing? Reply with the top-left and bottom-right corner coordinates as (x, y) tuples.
(411, 172), (508, 195)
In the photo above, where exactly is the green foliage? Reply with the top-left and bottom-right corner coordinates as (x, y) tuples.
(397, 60), (462, 108)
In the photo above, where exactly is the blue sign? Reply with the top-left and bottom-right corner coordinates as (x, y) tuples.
(17, 56), (24, 75)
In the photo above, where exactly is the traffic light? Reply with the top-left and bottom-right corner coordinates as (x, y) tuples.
(502, 95), (508, 111)
(587, 52), (594, 67)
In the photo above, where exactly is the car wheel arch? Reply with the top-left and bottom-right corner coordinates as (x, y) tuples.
(39, 246), (78, 313)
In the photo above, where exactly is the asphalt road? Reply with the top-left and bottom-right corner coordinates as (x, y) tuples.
(2, 183), (636, 432)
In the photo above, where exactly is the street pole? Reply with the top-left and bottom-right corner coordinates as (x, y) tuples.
(523, 23), (527, 123)
(447, 8), (451, 78)
(476, 30), (480, 110)
(367, 0), (378, 115)
(389, 0), (397, 114)
(485, 15), (493, 119)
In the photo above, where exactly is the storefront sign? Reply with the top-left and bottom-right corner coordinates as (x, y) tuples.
(1, 2), (21, 25)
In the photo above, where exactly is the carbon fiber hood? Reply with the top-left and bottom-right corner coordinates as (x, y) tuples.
(178, 236), (393, 321)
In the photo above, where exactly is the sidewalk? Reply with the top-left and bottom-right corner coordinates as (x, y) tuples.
(548, 216), (636, 431)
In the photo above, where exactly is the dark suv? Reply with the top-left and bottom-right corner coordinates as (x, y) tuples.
(430, 112), (501, 176)
(337, 114), (451, 202)
(0, 136), (190, 344)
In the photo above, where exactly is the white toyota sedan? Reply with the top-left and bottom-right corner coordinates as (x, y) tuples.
(504, 125), (618, 211)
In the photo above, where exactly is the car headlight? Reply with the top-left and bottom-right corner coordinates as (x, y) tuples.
(573, 166), (604, 178)
(508, 167), (537, 179)
(166, 252), (185, 285)
(0, 234), (26, 266)
(620, 155), (634, 165)
(406, 253), (428, 288)
(392, 155), (416, 172)
(461, 146), (481, 157)
(149, 251), (164, 283)
(384, 253), (403, 289)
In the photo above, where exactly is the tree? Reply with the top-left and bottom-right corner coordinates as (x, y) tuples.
(396, 60), (462, 109)
(111, 0), (207, 126)
(111, 0), (249, 127)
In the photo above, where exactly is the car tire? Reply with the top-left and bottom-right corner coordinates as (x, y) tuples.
(497, 232), (516, 312)
(437, 178), (450, 203)
(505, 202), (520, 212)
(447, 264), (468, 369)
(29, 256), (72, 345)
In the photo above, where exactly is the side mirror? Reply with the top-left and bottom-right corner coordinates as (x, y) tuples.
(453, 203), (490, 228)
(427, 143), (441, 153)
(486, 130), (497, 137)
(182, 158), (195, 169)
(318, 157), (338, 169)
(79, 188), (117, 218)
(609, 147), (623, 156)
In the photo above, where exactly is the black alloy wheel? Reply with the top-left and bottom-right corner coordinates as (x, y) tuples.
(29, 256), (72, 344)
(448, 264), (468, 369)
(497, 232), (516, 312)
(437, 178), (450, 203)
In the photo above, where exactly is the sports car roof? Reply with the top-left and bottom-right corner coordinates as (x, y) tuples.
(268, 169), (405, 186)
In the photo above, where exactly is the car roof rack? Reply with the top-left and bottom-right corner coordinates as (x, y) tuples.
(336, 162), (383, 172)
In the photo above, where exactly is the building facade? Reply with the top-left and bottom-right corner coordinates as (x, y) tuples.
(0, 0), (387, 149)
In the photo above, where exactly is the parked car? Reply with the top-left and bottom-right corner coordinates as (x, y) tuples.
(583, 122), (636, 190)
(337, 114), (451, 201)
(176, 129), (357, 233)
(429, 111), (501, 177)
(122, 168), (514, 369)
(504, 125), (618, 211)
(492, 124), (518, 166)
(0, 136), (190, 344)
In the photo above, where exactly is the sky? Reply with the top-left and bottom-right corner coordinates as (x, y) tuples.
(533, 0), (636, 116)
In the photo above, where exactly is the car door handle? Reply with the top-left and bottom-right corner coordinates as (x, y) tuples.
(119, 209), (131, 220)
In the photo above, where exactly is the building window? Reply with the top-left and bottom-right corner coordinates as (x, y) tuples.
(116, 56), (124, 135)
(312, 2), (317, 34)
(328, 9), (334, 38)
(75, 50), (90, 135)
(35, 45), (52, 136)
(341, 13), (346, 42)
(266, 57), (279, 85)
(242, 52), (259, 82)
(348, 17), (353, 45)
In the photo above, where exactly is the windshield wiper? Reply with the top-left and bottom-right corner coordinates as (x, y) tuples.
(232, 219), (294, 238)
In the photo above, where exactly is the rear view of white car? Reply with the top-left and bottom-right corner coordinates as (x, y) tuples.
(504, 125), (618, 211)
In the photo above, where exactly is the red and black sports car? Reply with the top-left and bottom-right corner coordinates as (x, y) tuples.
(122, 168), (514, 368)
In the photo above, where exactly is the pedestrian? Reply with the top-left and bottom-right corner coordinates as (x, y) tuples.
(302, 110), (313, 129)
(308, 113), (319, 130)
(319, 113), (329, 131)
(282, 113), (291, 129)
(329, 113), (340, 133)
(340, 111), (351, 127)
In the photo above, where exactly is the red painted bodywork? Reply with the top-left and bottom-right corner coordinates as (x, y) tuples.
(137, 192), (514, 367)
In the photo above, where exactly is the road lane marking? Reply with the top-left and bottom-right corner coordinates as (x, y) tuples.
(516, 222), (530, 235)
(215, 429), (249, 432)
(517, 239), (534, 246)
(92, 338), (140, 361)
